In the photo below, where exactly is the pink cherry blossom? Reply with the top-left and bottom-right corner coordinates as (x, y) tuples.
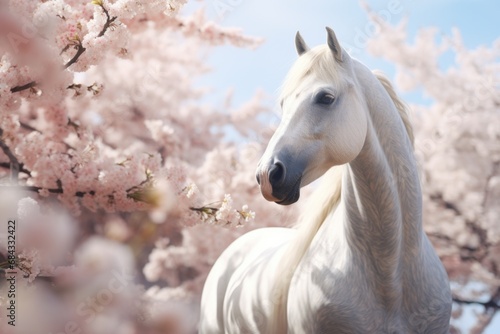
(0, 1), (497, 332)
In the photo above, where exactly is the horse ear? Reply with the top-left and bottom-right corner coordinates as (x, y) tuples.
(295, 31), (309, 56)
(326, 27), (343, 62)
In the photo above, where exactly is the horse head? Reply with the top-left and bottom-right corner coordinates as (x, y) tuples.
(256, 28), (368, 205)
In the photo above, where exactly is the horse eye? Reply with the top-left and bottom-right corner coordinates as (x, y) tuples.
(315, 92), (335, 105)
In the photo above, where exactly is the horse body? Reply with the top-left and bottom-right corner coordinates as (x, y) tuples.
(200, 28), (451, 334)
(286, 59), (451, 334)
(201, 227), (295, 333)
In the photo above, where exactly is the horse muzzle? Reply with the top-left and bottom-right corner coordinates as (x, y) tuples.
(256, 160), (302, 205)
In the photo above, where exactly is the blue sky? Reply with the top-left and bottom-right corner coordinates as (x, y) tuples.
(188, 0), (499, 109)
(184, 1), (499, 332)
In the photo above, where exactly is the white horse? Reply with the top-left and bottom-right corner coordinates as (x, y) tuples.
(200, 28), (451, 334)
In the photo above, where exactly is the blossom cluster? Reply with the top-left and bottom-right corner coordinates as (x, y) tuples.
(0, 0), (261, 216)
(0, 1), (284, 333)
(0, 1), (497, 333)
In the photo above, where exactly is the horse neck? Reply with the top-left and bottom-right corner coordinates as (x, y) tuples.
(338, 62), (423, 299)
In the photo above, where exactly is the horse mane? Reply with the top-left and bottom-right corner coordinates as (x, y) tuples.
(372, 70), (415, 147)
(279, 45), (345, 102)
(268, 48), (414, 333)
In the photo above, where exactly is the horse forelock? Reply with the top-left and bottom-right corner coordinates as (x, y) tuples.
(279, 45), (344, 102)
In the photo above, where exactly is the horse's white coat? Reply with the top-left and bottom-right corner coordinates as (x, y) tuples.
(200, 29), (452, 334)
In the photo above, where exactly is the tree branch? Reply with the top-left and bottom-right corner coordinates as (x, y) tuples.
(63, 43), (86, 70)
(0, 128), (20, 180)
(19, 121), (41, 133)
(10, 81), (37, 93)
(11, 3), (117, 91)
(453, 291), (500, 310)
(0, 162), (31, 176)
(97, 4), (117, 38)
(429, 192), (491, 262)
(430, 193), (462, 216)
(0, 184), (95, 198)
(62, 4), (116, 69)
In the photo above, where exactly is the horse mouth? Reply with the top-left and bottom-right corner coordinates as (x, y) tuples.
(275, 176), (302, 205)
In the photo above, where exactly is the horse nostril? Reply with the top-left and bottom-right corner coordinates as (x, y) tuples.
(256, 173), (261, 185)
(269, 162), (286, 186)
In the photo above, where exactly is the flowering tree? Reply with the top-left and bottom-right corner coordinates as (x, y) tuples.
(0, 1), (498, 333)
(367, 16), (500, 333)
(0, 1), (295, 333)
